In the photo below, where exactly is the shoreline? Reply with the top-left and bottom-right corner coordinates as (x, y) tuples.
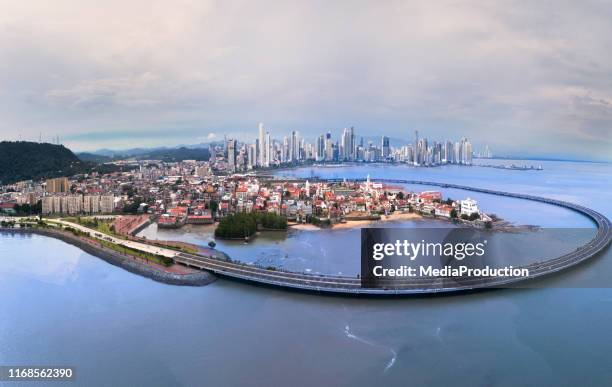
(289, 211), (424, 231)
(0, 227), (217, 287)
(332, 211), (423, 229)
(1, 174), (610, 295)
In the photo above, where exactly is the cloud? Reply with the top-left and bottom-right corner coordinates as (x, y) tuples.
(0, 0), (611, 159)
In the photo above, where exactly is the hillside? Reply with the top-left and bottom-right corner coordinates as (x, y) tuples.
(134, 147), (210, 161)
(0, 141), (104, 184)
(85, 144), (214, 161)
(76, 152), (113, 163)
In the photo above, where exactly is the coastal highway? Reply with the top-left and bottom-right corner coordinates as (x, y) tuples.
(170, 179), (612, 295)
(47, 219), (181, 259)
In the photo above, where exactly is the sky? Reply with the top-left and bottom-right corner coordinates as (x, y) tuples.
(0, 1), (611, 160)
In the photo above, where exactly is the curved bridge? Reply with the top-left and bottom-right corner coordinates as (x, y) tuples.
(174, 179), (612, 295)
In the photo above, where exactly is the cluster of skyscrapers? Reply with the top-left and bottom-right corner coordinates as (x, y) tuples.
(224, 124), (485, 171)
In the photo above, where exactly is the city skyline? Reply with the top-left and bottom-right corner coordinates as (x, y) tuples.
(1, 1), (611, 161)
(224, 124), (483, 172)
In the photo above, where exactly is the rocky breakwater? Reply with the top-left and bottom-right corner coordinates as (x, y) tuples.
(0, 227), (217, 287)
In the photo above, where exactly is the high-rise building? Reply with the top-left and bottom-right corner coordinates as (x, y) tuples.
(247, 144), (256, 169)
(243, 123), (477, 169)
(316, 134), (325, 161)
(91, 195), (100, 213)
(341, 127), (355, 161)
(444, 140), (453, 163)
(41, 196), (54, 214)
(100, 195), (115, 214)
(265, 132), (271, 167)
(289, 131), (299, 162)
(381, 136), (390, 158)
(258, 123), (266, 167)
(46, 177), (69, 193)
(463, 140), (473, 165)
(282, 136), (289, 163)
(325, 132), (333, 161)
(66, 195), (82, 214)
(227, 139), (237, 172)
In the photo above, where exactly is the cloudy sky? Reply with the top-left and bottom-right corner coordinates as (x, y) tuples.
(1, 1), (611, 160)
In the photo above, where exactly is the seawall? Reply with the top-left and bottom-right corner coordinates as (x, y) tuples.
(0, 227), (216, 287)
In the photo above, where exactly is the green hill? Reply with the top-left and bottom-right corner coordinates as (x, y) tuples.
(0, 141), (95, 184)
(133, 147), (211, 161)
(78, 146), (211, 162)
(76, 152), (113, 163)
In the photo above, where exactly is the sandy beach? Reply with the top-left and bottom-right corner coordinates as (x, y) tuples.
(289, 223), (322, 231)
(289, 211), (422, 231)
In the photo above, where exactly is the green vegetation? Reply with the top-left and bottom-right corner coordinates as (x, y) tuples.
(460, 213), (480, 221)
(122, 199), (144, 214)
(78, 146), (211, 162)
(208, 200), (218, 213)
(0, 141), (124, 184)
(215, 212), (288, 239)
(12, 201), (42, 215)
(98, 239), (173, 267)
(257, 212), (288, 230)
(62, 226), (89, 237)
(0, 141), (85, 184)
(215, 213), (257, 238)
(1, 220), (16, 228)
(147, 240), (199, 255)
(134, 147), (210, 162)
(69, 216), (123, 239)
(76, 152), (113, 163)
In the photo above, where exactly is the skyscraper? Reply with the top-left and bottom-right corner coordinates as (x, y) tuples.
(289, 130), (299, 162)
(325, 132), (333, 161)
(227, 139), (236, 172)
(341, 127), (355, 161)
(282, 136), (289, 163)
(265, 132), (271, 167)
(316, 134), (325, 161)
(381, 136), (390, 158)
(258, 123), (266, 167)
(247, 143), (256, 169)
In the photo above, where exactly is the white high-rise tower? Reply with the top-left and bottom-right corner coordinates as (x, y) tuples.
(258, 123), (266, 167)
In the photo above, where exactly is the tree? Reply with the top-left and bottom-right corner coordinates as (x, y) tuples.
(208, 200), (219, 213)
(214, 212), (287, 238)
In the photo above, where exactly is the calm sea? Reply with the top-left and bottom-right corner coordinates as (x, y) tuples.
(2, 160), (611, 386)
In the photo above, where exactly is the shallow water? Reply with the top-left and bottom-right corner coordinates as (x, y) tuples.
(2, 160), (612, 386)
